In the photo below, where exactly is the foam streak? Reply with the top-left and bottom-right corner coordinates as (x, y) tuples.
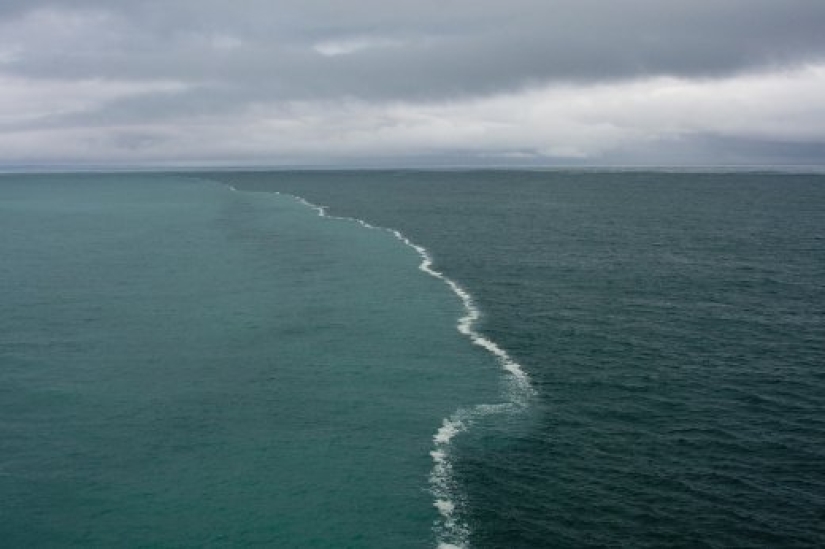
(256, 187), (533, 548)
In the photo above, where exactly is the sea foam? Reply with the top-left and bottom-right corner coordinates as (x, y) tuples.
(236, 185), (533, 548)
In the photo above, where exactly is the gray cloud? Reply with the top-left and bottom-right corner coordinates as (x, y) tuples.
(4, 1), (825, 98)
(0, 1), (824, 166)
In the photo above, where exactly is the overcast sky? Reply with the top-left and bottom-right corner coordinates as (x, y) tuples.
(1, 0), (824, 167)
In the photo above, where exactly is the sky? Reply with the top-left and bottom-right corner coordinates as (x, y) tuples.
(1, 0), (824, 167)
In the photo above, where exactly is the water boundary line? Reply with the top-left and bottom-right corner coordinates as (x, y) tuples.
(226, 183), (534, 548)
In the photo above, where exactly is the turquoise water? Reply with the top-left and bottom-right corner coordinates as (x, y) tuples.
(216, 170), (825, 548)
(0, 174), (505, 547)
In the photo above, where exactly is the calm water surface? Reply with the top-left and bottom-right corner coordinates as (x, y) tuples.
(218, 170), (825, 548)
(2, 170), (824, 548)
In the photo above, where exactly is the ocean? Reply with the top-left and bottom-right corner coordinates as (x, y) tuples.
(2, 170), (824, 547)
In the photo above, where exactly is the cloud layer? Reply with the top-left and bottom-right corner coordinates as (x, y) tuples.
(1, 1), (824, 166)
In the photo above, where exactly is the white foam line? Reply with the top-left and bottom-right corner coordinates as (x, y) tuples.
(244, 186), (533, 548)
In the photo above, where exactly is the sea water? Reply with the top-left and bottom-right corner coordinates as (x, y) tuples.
(214, 170), (825, 548)
(0, 173), (507, 547)
(3, 170), (824, 548)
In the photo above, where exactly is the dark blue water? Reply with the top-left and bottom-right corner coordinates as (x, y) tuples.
(215, 170), (825, 548)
